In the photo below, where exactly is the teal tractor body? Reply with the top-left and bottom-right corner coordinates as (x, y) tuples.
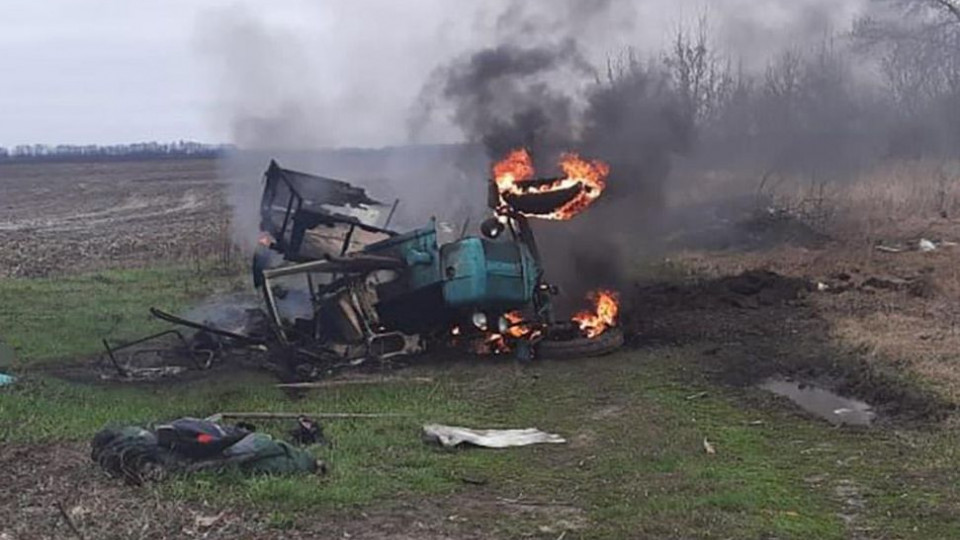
(361, 218), (543, 334)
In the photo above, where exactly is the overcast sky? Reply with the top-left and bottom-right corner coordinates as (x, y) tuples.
(0, 0), (867, 148)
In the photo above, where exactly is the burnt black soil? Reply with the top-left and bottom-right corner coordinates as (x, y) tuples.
(624, 270), (953, 424)
(26, 347), (270, 389)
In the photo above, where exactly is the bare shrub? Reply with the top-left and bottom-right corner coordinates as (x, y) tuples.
(663, 16), (735, 130)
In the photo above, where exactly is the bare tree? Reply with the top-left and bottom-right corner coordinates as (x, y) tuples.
(663, 16), (734, 129)
(856, 0), (960, 49)
(930, 0), (960, 23)
(854, 0), (960, 156)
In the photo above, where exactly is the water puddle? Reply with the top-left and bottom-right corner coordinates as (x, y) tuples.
(759, 377), (875, 426)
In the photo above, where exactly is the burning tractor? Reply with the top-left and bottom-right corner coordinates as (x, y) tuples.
(109, 151), (622, 381)
(248, 151), (622, 378)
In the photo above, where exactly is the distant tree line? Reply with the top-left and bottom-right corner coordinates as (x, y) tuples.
(0, 140), (234, 162)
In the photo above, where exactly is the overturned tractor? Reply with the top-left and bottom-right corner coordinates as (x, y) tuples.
(108, 154), (623, 381)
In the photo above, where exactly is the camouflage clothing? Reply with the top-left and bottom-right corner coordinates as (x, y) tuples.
(91, 418), (322, 484)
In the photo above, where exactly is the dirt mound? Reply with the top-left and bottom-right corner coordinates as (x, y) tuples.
(624, 270), (816, 355)
(734, 209), (830, 250)
(712, 269), (813, 308)
(628, 270), (810, 315)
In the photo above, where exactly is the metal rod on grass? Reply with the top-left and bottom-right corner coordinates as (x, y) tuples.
(207, 412), (409, 422)
(275, 377), (434, 389)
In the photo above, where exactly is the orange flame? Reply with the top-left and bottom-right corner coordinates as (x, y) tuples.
(572, 290), (620, 339)
(493, 148), (536, 187)
(473, 312), (537, 355)
(504, 310), (531, 338)
(493, 148), (610, 220)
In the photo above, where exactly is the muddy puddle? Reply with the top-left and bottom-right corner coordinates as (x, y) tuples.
(759, 377), (876, 426)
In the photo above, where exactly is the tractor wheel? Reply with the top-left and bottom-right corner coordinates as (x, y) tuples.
(536, 328), (624, 360)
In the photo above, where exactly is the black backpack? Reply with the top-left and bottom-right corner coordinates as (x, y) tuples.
(154, 418), (250, 459)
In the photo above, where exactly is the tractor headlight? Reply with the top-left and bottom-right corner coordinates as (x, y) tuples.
(471, 312), (489, 331)
(481, 217), (506, 239)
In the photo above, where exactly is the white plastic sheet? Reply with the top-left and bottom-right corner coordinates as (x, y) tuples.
(422, 424), (566, 448)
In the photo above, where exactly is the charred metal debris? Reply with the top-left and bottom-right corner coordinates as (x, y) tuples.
(103, 157), (623, 381)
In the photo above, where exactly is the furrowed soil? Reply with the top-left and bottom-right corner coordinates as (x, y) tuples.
(3, 157), (960, 539)
(0, 158), (229, 278)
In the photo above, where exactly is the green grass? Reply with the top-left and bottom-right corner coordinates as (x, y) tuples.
(3, 267), (960, 538)
(4, 352), (960, 538)
(0, 265), (242, 365)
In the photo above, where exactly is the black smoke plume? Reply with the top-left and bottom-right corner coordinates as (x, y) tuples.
(412, 2), (693, 309)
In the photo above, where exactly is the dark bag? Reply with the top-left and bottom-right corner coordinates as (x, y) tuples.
(91, 426), (172, 484)
(155, 418), (249, 459)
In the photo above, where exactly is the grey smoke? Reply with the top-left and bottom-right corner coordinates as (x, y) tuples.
(195, 5), (333, 150)
(195, 0), (960, 308)
(714, 0), (869, 70)
(196, 4), (492, 249)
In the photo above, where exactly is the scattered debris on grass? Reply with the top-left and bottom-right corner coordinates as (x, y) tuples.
(876, 238), (956, 254)
(101, 365), (187, 381)
(0, 344), (16, 386)
(919, 238), (937, 252)
(288, 416), (326, 446)
(702, 438), (717, 455)
(421, 425), (566, 449)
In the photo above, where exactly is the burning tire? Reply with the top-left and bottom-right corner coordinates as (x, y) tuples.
(536, 327), (624, 360)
